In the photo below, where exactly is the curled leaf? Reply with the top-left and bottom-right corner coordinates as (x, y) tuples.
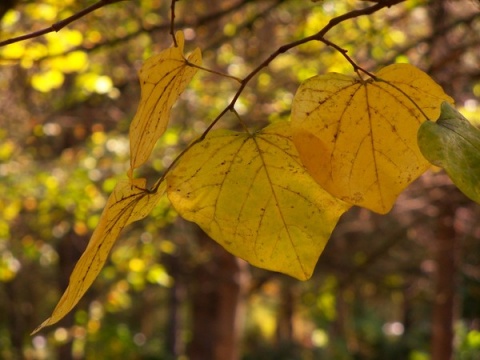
(418, 102), (480, 203)
(291, 63), (453, 213)
(167, 122), (350, 280)
(128, 31), (202, 178)
(32, 179), (165, 334)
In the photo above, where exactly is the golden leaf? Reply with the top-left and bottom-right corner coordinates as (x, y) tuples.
(166, 122), (350, 280)
(32, 179), (165, 333)
(128, 31), (202, 178)
(291, 63), (453, 214)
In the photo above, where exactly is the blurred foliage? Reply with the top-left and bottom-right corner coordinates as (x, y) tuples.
(0, 0), (479, 359)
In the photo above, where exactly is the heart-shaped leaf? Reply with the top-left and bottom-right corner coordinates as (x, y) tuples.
(167, 122), (350, 280)
(291, 64), (453, 213)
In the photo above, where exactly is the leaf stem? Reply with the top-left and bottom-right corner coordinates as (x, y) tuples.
(231, 108), (252, 135)
(184, 59), (242, 83)
(319, 38), (376, 80)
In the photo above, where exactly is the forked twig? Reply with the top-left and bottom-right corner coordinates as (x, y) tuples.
(206, 0), (406, 130)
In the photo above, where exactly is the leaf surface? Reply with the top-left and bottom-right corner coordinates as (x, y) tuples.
(166, 122), (350, 280)
(291, 63), (453, 213)
(33, 179), (165, 333)
(128, 31), (201, 178)
(418, 102), (480, 203)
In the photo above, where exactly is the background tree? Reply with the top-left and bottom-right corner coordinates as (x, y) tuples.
(0, 0), (479, 359)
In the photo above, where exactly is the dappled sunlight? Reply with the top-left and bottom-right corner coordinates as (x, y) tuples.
(1, 0), (480, 358)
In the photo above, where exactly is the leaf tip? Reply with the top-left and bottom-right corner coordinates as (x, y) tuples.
(30, 317), (51, 335)
(296, 270), (313, 282)
(174, 30), (185, 50)
(438, 101), (462, 122)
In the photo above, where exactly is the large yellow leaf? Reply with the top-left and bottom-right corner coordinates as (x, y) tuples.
(291, 64), (453, 214)
(128, 31), (202, 178)
(166, 122), (350, 280)
(32, 179), (165, 334)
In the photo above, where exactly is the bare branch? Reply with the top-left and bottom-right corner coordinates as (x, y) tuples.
(3, 0), (258, 63)
(0, 0), (126, 48)
(319, 38), (376, 79)
(229, 0), (406, 112)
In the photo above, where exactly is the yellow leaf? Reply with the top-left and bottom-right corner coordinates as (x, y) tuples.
(166, 122), (350, 280)
(31, 69), (64, 93)
(128, 31), (202, 178)
(46, 51), (89, 73)
(291, 64), (453, 214)
(32, 179), (164, 334)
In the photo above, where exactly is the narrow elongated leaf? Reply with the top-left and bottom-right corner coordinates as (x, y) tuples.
(418, 102), (480, 203)
(291, 63), (453, 214)
(32, 179), (165, 334)
(167, 122), (350, 280)
(128, 31), (202, 178)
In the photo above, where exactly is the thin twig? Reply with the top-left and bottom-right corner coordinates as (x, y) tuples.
(0, 0), (126, 47)
(2, 0), (257, 63)
(228, 0), (406, 112)
(231, 108), (251, 134)
(170, 0), (178, 47)
(313, 0), (404, 38)
(185, 60), (242, 83)
(319, 37), (377, 79)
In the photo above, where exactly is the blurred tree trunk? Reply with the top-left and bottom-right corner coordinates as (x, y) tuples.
(187, 228), (249, 360)
(5, 276), (29, 359)
(56, 230), (88, 360)
(427, 0), (464, 357)
(430, 200), (456, 360)
(165, 252), (185, 358)
(276, 279), (294, 345)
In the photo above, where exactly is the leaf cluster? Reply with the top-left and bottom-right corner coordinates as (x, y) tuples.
(2, 1), (474, 333)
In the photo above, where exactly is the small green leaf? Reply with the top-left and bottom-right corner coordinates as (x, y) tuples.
(418, 102), (480, 203)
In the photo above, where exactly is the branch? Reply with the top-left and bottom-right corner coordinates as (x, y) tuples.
(319, 37), (376, 79)
(228, 0), (406, 113)
(151, 0), (406, 192)
(170, 0), (178, 47)
(2, 0), (258, 63)
(0, 0), (125, 48)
